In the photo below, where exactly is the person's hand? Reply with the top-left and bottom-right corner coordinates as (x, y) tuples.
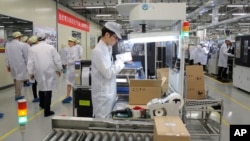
(56, 71), (61, 77)
(30, 75), (34, 80)
(7, 67), (10, 72)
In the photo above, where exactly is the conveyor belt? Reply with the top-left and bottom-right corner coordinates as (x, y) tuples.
(43, 129), (153, 141)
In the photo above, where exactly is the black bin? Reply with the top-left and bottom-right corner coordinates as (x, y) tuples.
(73, 86), (93, 117)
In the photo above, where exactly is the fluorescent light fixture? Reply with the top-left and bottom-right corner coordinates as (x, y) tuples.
(104, 19), (116, 22)
(0, 26), (4, 28)
(208, 13), (225, 16)
(2, 21), (14, 24)
(24, 30), (32, 32)
(227, 5), (248, 8)
(85, 6), (105, 9)
(128, 32), (179, 43)
(17, 21), (28, 23)
(238, 23), (250, 26)
(232, 13), (247, 16)
(96, 14), (112, 17)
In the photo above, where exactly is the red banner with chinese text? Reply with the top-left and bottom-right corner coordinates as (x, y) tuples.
(57, 9), (89, 32)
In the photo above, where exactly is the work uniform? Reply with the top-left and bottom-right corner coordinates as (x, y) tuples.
(65, 45), (81, 86)
(189, 45), (197, 65)
(75, 44), (83, 59)
(5, 39), (28, 98)
(60, 46), (67, 70)
(91, 40), (124, 118)
(27, 41), (62, 116)
(217, 43), (234, 80)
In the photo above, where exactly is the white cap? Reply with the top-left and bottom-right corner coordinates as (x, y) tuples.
(76, 40), (80, 44)
(12, 31), (22, 38)
(104, 22), (122, 39)
(225, 37), (231, 41)
(37, 32), (46, 40)
(200, 41), (205, 45)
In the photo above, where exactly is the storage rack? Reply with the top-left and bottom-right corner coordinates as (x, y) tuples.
(182, 98), (223, 141)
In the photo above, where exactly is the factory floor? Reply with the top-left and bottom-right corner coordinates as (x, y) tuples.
(0, 74), (250, 141)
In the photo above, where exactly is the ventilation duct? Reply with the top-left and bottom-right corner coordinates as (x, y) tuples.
(187, 0), (227, 19)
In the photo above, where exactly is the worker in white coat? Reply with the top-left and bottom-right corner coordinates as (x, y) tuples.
(91, 22), (125, 118)
(60, 44), (67, 73)
(198, 43), (209, 71)
(5, 31), (28, 101)
(189, 44), (197, 65)
(62, 37), (81, 103)
(27, 33), (62, 117)
(76, 40), (83, 59)
(217, 39), (234, 81)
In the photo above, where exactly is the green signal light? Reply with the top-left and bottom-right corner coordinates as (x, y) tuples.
(18, 116), (28, 125)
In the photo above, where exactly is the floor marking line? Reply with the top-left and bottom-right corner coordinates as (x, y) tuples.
(0, 96), (64, 140)
(207, 85), (250, 111)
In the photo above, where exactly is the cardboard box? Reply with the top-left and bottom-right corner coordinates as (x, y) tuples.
(185, 65), (206, 99)
(186, 86), (206, 99)
(186, 65), (203, 79)
(129, 80), (162, 105)
(154, 116), (190, 141)
(156, 68), (169, 80)
(157, 68), (169, 94)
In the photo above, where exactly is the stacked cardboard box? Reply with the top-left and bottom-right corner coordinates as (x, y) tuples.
(186, 65), (206, 99)
(154, 116), (190, 141)
(156, 68), (169, 94)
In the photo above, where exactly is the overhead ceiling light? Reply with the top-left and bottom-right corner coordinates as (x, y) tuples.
(85, 6), (105, 9)
(17, 21), (28, 23)
(208, 13), (225, 16)
(0, 26), (4, 28)
(24, 30), (32, 32)
(96, 14), (112, 17)
(227, 5), (248, 8)
(238, 23), (250, 26)
(2, 21), (14, 24)
(232, 13), (247, 16)
(104, 19), (116, 22)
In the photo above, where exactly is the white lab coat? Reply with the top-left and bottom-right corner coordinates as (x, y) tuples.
(199, 47), (209, 65)
(193, 45), (200, 64)
(75, 44), (83, 59)
(218, 43), (234, 68)
(60, 47), (67, 65)
(5, 39), (29, 80)
(189, 45), (197, 60)
(27, 41), (62, 91)
(91, 40), (124, 118)
(65, 46), (81, 86)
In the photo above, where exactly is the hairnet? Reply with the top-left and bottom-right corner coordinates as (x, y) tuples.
(12, 31), (22, 38)
(21, 36), (28, 42)
(68, 37), (77, 42)
(28, 36), (38, 44)
(104, 22), (122, 39)
(37, 32), (46, 41)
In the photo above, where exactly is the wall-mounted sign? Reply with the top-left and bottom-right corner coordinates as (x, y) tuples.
(57, 9), (89, 32)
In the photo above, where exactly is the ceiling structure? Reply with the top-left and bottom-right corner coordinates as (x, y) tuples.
(0, 14), (33, 34)
(59, 0), (250, 37)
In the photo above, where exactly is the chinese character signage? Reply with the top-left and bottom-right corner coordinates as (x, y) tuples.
(57, 9), (89, 32)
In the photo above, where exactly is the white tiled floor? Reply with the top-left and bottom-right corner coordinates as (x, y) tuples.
(0, 74), (250, 141)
